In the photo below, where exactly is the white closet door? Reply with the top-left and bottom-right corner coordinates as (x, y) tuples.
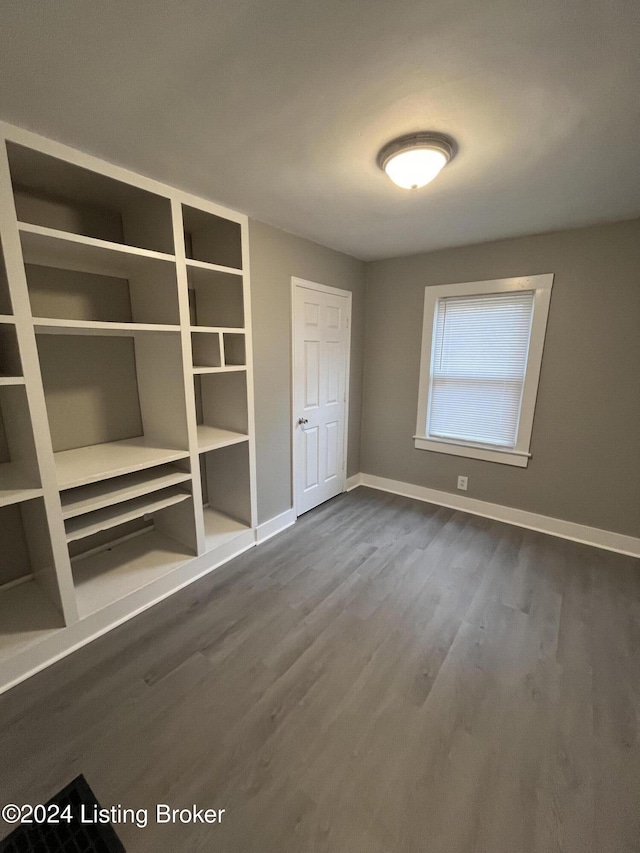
(293, 281), (350, 516)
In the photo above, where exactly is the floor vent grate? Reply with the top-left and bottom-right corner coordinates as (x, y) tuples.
(0, 774), (125, 852)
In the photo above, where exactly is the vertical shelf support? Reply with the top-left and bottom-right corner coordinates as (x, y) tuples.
(0, 145), (79, 624)
(171, 199), (206, 555)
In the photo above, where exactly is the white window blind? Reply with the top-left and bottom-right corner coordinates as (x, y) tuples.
(428, 290), (535, 448)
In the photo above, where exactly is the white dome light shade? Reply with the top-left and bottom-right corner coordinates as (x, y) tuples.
(378, 133), (454, 190)
(384, 147), (448, 189)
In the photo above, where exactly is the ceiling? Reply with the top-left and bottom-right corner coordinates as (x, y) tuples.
(0, 0), (639, 261)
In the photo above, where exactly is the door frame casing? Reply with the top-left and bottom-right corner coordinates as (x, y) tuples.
(291, 276), (352, 518)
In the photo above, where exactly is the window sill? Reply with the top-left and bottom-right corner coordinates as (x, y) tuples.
(414, 436), (530, 468)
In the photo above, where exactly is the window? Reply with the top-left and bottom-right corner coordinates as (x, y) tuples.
(415, 274), (553, 467)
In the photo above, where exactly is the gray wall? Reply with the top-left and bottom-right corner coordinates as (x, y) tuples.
(249, 219), (365, 525)
(361, 218), (640, 537)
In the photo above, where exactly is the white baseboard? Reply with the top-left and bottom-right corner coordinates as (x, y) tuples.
(345, 473), (363, 491)
(355, 473), (640, 558)
(0, 531), (257, 697)
(256, 508), (297, 544)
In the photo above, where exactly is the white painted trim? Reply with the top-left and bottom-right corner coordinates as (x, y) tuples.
(291, 277), (353, 299)
(256, 508), (297, 544)
(354, 473), (640, 558)
(346, 473), (363, 491)
(413, 436), (529, 467)
(291, 277), (352, 517)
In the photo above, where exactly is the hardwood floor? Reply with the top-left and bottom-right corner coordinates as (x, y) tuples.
(1, 487), (639, 852)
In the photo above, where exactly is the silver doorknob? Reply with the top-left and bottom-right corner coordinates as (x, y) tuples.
(297, 417), (309, 425)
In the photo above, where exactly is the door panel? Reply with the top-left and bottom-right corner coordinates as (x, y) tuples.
(294, 283), (350, 515)
(304, 426), (319, 489)
(304, 340), (320, 408)
(326, 341), (340, 405)
(325, 420), (339, 481)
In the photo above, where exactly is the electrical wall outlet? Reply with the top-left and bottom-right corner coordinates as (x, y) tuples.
(457, 475), (468, 491)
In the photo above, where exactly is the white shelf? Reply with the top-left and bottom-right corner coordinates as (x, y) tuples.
(33, 317), (181, 337)
(191, 326), (246, 334)
(54, 438), (190, 490)
(203, 507), (251, 552)
(72, 528), (192, 618)
(0, 375), (24, 385)
(0, 462), (42, 507)
(193, 365), (246, 375)
(196, 425), (249, 453)
(0, 315), (14, 324)
(186, 257), (242, 277)
(0, 579), (64, 665)
(65, 487), (190, 543)
(19, 222), (175, 277)
(61, 465), (192, 519)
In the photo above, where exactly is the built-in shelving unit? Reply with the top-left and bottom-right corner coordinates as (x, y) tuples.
(0, 121), (257, 694)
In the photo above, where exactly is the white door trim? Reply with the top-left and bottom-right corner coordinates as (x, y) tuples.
(291, 276), (352, 518)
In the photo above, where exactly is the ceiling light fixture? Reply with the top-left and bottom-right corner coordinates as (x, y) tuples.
(377, 132), (454, 190)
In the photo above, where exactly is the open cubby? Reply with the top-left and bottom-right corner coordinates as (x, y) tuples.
(0, 384), (40, 505)
(69, 496), (197, 618)
(0, 244), (12, 315)
(191, 331), (222, 369)
(0, 324), (22, 379)
(0, 498), (53, 587)
(188, 266), (244, 328)
(183, 204), (242, 270)
(0, 498), (64, 664)
(194, 371), (249, 452)
(200, 442), (252, 552)
(24, 257), (180, 327)
(223, 332), (246, 366)
(7, 143), (175, 254)
(36, 331), (190, 488)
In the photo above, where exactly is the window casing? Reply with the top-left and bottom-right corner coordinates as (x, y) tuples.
(415, 275), (553, 467)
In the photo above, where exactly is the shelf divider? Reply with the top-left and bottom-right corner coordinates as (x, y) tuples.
(193, 366), (246, 375)
(61, 465), (192, 519)
(19, 222), (175, 276)
(196, 425), (249, 453)
(54, 438), (190, 490)
(186, 257), (242, 277)
(191, 326), (245, 334)
(33, 318), (181, 337)
(0, 461), (42, 507)
(65, 487), (191, 542)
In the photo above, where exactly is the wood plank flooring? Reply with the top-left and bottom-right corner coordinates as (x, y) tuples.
(1, 487), (639, 852)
